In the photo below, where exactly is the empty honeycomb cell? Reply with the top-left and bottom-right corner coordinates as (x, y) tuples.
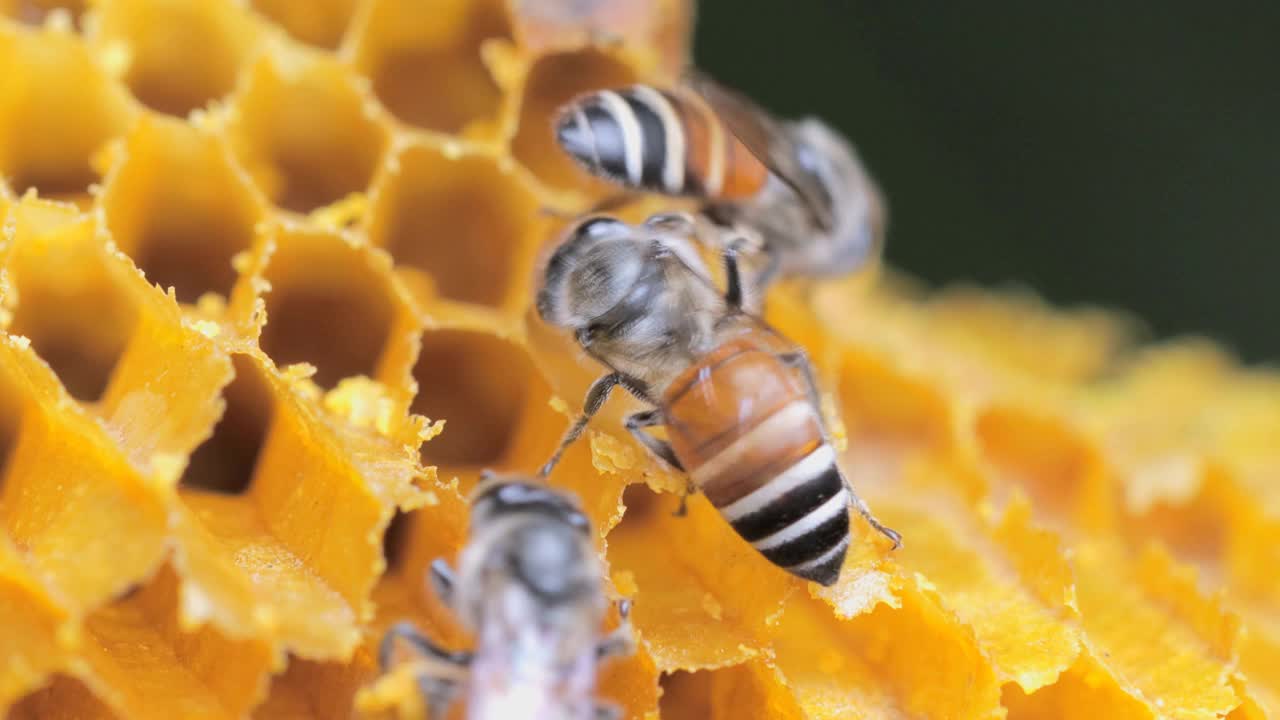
(411, 328), (555, 468)
(181, 354), (273, 495)
(0, 340), (169, 612)
(370, 484), (470, 649)
(256, 228), (397, 389)
(839, 347), (954, 451)
(248, 0), (357, 49)
(90, 0), (263, 117)
(349, 0), (512, 134)
(0, 25), (133, 203)
(511, 48), (636, 192)
(606, 484), (793, 673)
(74, 564), (274, 720)
(977, 407), (1118, 532)
(101, 117), (265, 304)
(774, 590), (1004, 720)
(6, 211), (139, 404)
(229, 55), (389, 214)
(253, 655), (377, 720)
(1000, 657), (1152, 720)
(366, 144), (541, 308)
(868, 489), (1081, 695)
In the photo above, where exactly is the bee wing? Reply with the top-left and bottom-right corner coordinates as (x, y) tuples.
(681, 68), (836, 231)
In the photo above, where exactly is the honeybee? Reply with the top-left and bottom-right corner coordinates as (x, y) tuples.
(379, 472), (633, 720)
(536, 215), (900, 587)
(553, 72), (885, 293)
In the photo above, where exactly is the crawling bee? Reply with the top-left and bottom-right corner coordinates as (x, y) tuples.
(536, 215), (899, 587)
(553, 72), (885, 294)
(379, 473), (633, 720)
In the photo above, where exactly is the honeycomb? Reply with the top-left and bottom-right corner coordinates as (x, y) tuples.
(0, 1), (1277, 719)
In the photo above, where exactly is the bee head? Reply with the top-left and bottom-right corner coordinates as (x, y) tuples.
(470, 479), (591, 536)
(470, 479), (598, 604)
(537, 216), (659, 332)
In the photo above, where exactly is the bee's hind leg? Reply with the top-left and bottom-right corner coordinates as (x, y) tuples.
(379, 621), (473, 673)
(624, 410), (683, 472)
(380, 622), (472, 719)
(624, 410), (699, 517)
(777, 351), (903, 550)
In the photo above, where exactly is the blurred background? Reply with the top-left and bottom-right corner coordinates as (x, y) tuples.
(695, 3), (1279, 362)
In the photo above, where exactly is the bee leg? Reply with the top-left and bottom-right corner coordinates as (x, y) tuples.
(722, 244), (746, 310)
(624, 409), (684, 472)
(593, 702), (624, 720)
(415, 673), (461, 720)
(623, 409), (698, 517)
(850, 488), (902, 549)
(596, 598), (636, 660)
(428, 559), (457, 609)
(379, 621), (473, 672)
(540, 373), (622, 478)
(778, 351), (903, 549)
(672, 478), (700, 517)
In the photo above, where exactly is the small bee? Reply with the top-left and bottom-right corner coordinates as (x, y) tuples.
(379, 473), (633, 720)
(536, 215), (900, 587)
(552, 73), (885, 292)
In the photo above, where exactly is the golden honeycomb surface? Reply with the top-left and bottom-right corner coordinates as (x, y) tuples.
(0, 1), (1278, 718)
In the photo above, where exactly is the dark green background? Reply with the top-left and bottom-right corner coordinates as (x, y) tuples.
(694, 3), (1278, 362)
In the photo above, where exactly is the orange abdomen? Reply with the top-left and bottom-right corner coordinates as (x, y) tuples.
(661, 337), (821, 506)
(673, 92), (770, 202)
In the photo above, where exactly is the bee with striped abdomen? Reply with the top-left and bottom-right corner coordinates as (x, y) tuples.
(536, 214), (900, 587)
(378, 472), (633, 720)
(552, 72), (886, 294)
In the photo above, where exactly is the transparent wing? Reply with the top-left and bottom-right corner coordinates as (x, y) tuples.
(680, 68), (835, 230)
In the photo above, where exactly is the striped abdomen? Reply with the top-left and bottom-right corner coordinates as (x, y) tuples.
(660, 337), (850, 586)
(554, 85), (769, 201)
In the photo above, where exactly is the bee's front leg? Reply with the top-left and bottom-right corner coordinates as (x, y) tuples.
(595, 598), (635, 661)
(593, 703), (623, 720)
(428, 559), (458, 610)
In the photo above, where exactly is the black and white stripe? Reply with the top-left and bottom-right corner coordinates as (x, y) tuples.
(558, 87), (689, 195)
(719, 444), (851, 586)
(624, 86), (686, 194)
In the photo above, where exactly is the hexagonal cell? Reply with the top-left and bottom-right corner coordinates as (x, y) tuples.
(257, 228), (397, 388)
(73, 565), (274, 719)
(7, 216), (140, 403)
(511, 48), (636, 191)
(181, 354), (273, 495)
(0, 0), (85, 27)
(229, 56), (388, 214)
(350, 0), (511, 134)
(0, 27), (132, 203)
(101, 118), (264, 304)
(411, 329), (554, 468)
(253, 656), (376, 720)
(366, 144), (539, 308)
(248, 0), (357, 49)
(92, 0), (262, 117)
